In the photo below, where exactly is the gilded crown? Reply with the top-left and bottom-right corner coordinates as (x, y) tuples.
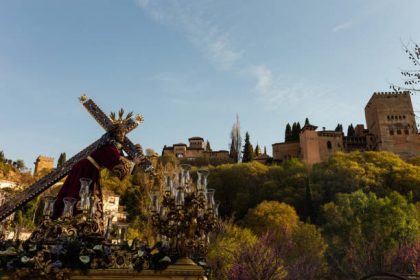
(110, 109), (144, 127)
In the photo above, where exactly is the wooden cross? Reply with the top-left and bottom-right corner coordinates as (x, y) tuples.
(0, 96), (148, 221)
(79, 95), (144, 159)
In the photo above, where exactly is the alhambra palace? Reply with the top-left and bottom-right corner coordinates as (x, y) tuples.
(33, 91), (420, 172)
(162, 91), (420, 165)
(273, 91), (420, 164)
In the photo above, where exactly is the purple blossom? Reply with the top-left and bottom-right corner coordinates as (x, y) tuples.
(229, 232), (287, 280)
(6, 260), (14, 271)
(52, 260), (63, 268)
(50, 245), (63, 255)
(104, 245), (112, 256)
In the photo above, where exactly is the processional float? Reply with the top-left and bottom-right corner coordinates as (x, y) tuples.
(0, 96), (216, 280)
(0, 95), (150, 222)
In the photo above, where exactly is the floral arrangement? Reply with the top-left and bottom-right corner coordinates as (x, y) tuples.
(0, 238), (172, 279)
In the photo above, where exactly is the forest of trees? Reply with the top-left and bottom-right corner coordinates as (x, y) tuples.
(99, 150), (420, 279)
(203, 151), (419, 279)
(0, 147), (419, 279)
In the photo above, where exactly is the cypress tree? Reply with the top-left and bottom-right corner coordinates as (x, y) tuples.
(264, 146), (267, 155)
(335, 123), (343, 132)
(296, 122), (301, 134)
(304, 183), (315, 222)
(285, 123), (292, 142)
(254, 144), (261, 157)
(57, 152), (67, 168)
(304, 117), (310, 126)
(242, 132), (254, 163)
(206, 141), (212, 152)
(347, 124), (355, 137)
(291, 122), (297, 141)
(291, 122), (301, 141)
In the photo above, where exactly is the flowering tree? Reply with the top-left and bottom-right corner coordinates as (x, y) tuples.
(322, 191), (420, 279)
(242, 201), (328, 279)
(206, 221), (257, 280)
(229, 232), (287, 280)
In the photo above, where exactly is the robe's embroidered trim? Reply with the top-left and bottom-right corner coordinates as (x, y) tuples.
(87, 156), (101, 170)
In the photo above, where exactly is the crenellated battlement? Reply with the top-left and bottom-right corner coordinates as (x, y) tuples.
(372, 91), (410, 96)
(365, 91), (411, 109)
(35, 156), (54, 162)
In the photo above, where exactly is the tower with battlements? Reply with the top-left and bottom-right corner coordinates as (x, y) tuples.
(34, 156), (54, 175)
(365, 91), (420, 159)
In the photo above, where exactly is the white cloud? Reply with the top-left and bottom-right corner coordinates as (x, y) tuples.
(249, 65), (333, 111)
(136, 0), (330, 111)
(208, 38), (243, 69)
(332, 21), (353, 33)
(136, 0), (242, 69)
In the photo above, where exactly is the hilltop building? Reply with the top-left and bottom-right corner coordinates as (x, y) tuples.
(272, 91), (420, 164)
(34, 156), (54, 175)
(0, 179), (19, 189)
(162, 137), (230, 160)
(365, 91), (420, 158)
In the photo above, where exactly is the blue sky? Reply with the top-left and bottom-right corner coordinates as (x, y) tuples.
(1, 0), (419, 170)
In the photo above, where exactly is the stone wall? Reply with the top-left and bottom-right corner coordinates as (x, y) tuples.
(317, 131), (344, 162)
(34, 156), (54, 175)
(272, 141), (300, 162)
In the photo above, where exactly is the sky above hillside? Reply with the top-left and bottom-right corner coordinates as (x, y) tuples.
(0, 0), (420, 170)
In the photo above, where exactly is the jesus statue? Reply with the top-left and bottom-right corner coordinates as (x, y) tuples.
(52, 110), (144, 221)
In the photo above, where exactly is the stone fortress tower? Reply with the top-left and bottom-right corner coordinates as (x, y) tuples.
(272, 91), (420, 164)
(365, 91), (420, 159)
(34, 156), (54, 175)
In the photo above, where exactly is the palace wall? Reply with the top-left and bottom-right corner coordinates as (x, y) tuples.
(317, 131), (344, 162)
(272, 141), (300, 162)
(272, 91), (420, 163)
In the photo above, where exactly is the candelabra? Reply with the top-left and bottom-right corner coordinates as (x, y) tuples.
(29, 178), (104, 244)
(150, 164), (219, 265)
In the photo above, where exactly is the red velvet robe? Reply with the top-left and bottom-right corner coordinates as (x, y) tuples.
(52, 144), (121, 219)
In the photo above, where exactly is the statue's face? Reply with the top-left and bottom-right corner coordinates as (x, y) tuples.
(115, 127), (126, 143)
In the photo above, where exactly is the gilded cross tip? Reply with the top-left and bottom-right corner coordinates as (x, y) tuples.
(135, 114), (145, 124)
(79, 94), (88, 103)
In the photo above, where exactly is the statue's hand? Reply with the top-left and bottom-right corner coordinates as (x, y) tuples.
(135, 144), (143, 156)
(133, 156), (143, 165)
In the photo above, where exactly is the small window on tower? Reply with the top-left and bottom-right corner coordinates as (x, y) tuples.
(390, 130), (394, 136)
(327, 141), (332, 149)
(397, 129), (402, 135)
(404, 129), (409, 135)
